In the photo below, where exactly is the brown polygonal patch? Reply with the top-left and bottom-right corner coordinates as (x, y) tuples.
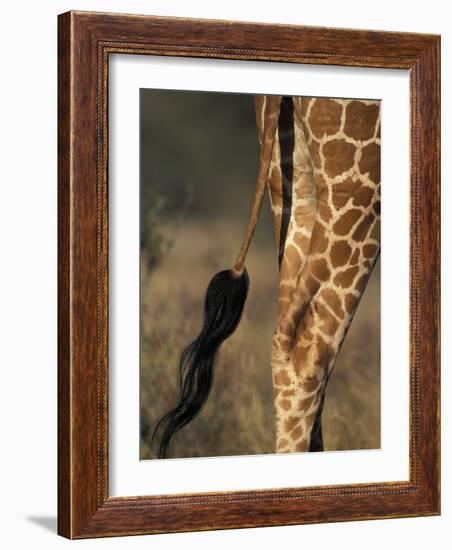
(279, 399), (292, 411)
(332, 209), (362, 235)
(363, 243), (378, 259)
(301, 374), (320, 392)
(320, 288), (344, 318)
(310, 258), (330, 281)
(293, 343), (310, 372)
(284, 416), (300, 432)
(282, 389), (295, 397)
(323, 139), (356, 178)
(349, 248), (360, 265)
(332, 177), (360, 210)
(274, 369), (291, 386)
(304, 412), (317, 429)
(352, 213), (375, 242)
(333, 266), (359, 288)
(295, 439), (309, 452)
(317, 303), (340, 335)
(294, 231), (311, 253)
(305, 274), (320, 295)
(298, 394), (316, 412)
(344, 101), (380, 141)
(359, 142), (381, 183)
(330, 240), (352, 267)
(318, 200), (333, 223)
(291, 426), (303, 440)
(310, 222), (329, 253)
(344, 293), (357, 314)
(355, 273), (369, 293)
(352, 185), (375, 208)
(308, 99), (343, 139)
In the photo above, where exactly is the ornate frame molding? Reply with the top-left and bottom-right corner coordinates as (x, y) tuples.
(58, 11), (440, 538)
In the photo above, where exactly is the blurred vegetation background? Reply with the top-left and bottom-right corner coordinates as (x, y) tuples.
(140, 89), (380, 459)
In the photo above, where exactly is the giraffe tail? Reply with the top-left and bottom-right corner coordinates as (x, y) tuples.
(151, 96), (282, 458)
(151, 268), (249, 458)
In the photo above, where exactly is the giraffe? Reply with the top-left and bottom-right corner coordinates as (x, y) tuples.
(258, 96), (381, 453)
(152, 94), (380, 457)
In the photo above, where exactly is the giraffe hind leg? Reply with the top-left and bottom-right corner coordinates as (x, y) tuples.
(308, 381), (328, 451)
(308, 405), (324, 452)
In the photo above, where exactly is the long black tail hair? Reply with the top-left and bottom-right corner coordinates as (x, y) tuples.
(152, 95), (282, 458)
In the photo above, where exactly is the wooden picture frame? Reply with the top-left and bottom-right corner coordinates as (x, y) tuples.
(58, 10), (440, 538)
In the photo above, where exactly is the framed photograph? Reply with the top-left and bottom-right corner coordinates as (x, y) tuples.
(58, 11), (440, 538)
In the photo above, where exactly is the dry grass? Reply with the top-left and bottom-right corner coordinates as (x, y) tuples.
(140, 221), (380, 459)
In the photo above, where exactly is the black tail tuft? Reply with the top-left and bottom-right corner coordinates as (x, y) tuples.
(152, 268), (249, 458)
